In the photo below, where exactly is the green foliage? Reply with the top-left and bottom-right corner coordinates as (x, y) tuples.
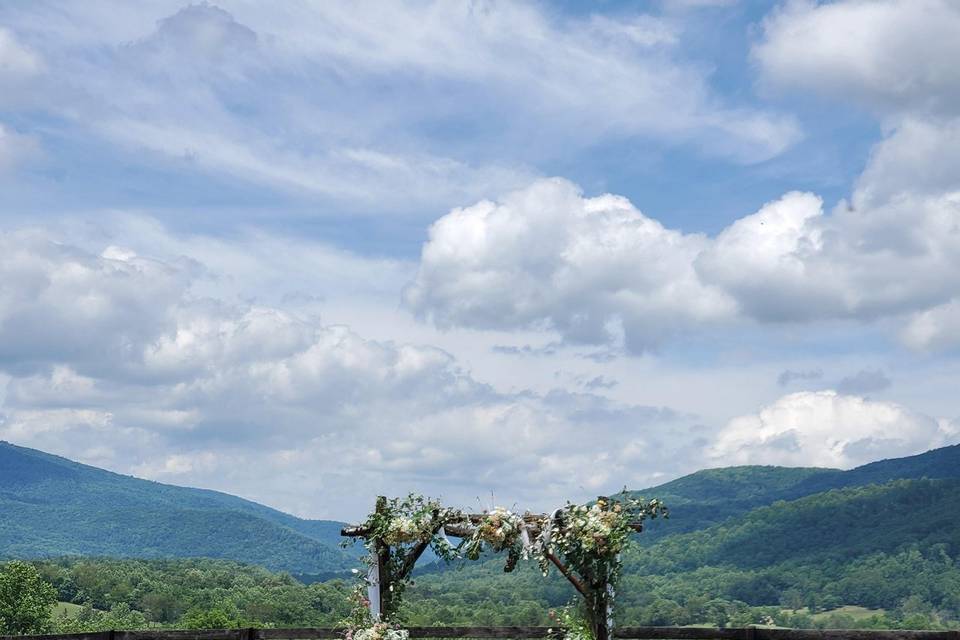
(0, 560), (58, 634)
(180, 604), (243, 629)
(33, 558), (352, 631)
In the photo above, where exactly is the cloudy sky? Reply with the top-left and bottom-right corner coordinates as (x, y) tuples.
(1, 0), (959, 520)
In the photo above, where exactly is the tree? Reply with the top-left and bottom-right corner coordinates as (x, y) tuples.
(780, 588), (804, 612)
(0, 561), (58, 634)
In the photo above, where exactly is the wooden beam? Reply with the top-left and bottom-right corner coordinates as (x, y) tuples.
(343, 519), (643, 538)
(398, 520), (443, 580)
(544, 550), (589, 599)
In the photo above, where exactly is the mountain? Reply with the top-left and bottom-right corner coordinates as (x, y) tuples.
(411, 475), (960, 624)
(0, 441), (355, 575)
(625, 444), (960, 541)
(628, 477), (960, 573)
(4, 439), (960, 581)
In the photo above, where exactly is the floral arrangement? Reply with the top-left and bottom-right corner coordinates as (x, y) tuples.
(463, 507), (529, 572)
(347, 622), (409, 640)
(364, 494), (461, 551)
(545, 496), (667, 578)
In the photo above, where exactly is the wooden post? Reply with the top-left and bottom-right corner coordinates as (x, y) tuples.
(591, 496), (612, 640)
(374, 496), (391, 621)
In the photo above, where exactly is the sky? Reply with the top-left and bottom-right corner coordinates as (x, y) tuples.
(1, 0), (959, 520)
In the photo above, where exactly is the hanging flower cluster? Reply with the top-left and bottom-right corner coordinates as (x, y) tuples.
(365, 494), (462, 553)
(463, 507), (529, 572)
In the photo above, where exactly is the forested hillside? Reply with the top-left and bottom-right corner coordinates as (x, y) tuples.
(0, 442), (353, 575)
(624, 444), (960, 541)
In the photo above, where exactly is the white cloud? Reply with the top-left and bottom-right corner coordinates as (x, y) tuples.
(404, 177), (737, 352)
(0, 222), (692, 518)
(697, 188), (960, 324)
(853, 117), (960, 206)
(753, 0), (960, 117)
(709, 390), (956, 468)
(0, 1), (798, 213)
(900, 299), (960, 351)
(405, 170), (960, 350)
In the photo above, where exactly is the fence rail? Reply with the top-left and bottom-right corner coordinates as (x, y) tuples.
(4, 628), (960, 640)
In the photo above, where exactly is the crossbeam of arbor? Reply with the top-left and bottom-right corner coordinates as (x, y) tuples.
(340, 513), (646, 538)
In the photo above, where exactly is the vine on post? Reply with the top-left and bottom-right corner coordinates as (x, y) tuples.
(540, 496), (668, 640)
(343, 494), (462, 629)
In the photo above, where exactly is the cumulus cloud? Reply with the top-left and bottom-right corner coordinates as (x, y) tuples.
(900, 300), (960, 351)
(0, 223), (692, 518)
(405, 178), (737, 351)
(753, 0), (960, 117)
(709, 390), (956, 468)
(406, 168), (960, 350)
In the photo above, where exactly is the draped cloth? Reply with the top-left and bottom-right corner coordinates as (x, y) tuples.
(367, 558), (382, 620)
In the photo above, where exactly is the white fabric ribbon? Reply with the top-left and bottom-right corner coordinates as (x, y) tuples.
(367, 557), (382, 620)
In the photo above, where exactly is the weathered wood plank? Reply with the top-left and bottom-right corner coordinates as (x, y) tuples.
(259, 630), (343, 639)
(9, 627), (960, 640)
(114, 631), (245, 640)
(615, 629), (960, 640)
(0, 633), (113, 640)
(757, 630), (960, 640)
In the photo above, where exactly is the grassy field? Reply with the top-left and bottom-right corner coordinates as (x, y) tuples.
(811, 606), (886, 621)
(51, 602), (86, 619)
(779, 605), (886, 621)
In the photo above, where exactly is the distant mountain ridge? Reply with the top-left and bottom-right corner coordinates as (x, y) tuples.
(624, 443), (960, 540)
(3, 440), (960, 577)
(0, 441), (354, 575)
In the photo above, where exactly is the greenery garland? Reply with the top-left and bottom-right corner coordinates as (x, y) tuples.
(346, 494), (667, 640)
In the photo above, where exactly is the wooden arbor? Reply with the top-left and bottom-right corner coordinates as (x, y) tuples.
(341, 496), (647, 640)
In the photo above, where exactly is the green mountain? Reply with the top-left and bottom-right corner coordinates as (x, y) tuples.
(626, 444), (960, 541)
(0, 441), (354, 575)
(613, 477), (960, 618)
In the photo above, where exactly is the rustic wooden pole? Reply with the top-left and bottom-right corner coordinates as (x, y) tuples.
(374, 496), (390, 621)
(592, 496), (612, 640)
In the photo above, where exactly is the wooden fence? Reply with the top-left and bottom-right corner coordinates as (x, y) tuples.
(4, 628), (960, 640)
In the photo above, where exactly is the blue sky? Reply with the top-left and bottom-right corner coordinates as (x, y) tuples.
(0, 0), (958, 519)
